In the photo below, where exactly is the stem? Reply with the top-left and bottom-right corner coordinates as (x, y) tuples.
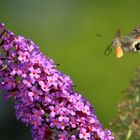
(125, 129), (132, 140)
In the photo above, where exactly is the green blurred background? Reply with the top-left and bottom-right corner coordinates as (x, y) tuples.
(0, 0), (140, 139)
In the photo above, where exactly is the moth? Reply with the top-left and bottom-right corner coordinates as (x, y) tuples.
(104, 26), (140, 58)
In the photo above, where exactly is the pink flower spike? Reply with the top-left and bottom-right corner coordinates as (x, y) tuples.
(79, 128), (91, 140)
(18, 51), (29, 62)
(29, 67), (41, 79)
(38, 80), (49, 92)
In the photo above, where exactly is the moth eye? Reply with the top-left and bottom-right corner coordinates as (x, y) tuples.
(135, 42), (140, 51)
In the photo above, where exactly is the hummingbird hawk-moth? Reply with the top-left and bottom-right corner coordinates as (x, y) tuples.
(104, 26), (140, 58)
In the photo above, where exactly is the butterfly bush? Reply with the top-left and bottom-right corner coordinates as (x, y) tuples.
(0, 23), (114, 140)
(110, 67), (140, 140)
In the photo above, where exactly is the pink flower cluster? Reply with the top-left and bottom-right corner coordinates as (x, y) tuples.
(0, 23), (114, 140)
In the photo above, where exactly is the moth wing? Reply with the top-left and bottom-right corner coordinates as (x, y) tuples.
(129, 26), (140, 38)
(114, 29), (121, 38)
(115, 46), (124, 58)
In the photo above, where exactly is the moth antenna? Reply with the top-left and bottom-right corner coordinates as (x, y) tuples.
(96, 34), (103, 38)
(96, 34), (112, 41)
(104, 42), (113, 56)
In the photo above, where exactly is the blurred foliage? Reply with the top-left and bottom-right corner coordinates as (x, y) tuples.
(1, 0), (140, 139)
(110, 67), (140, 140)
